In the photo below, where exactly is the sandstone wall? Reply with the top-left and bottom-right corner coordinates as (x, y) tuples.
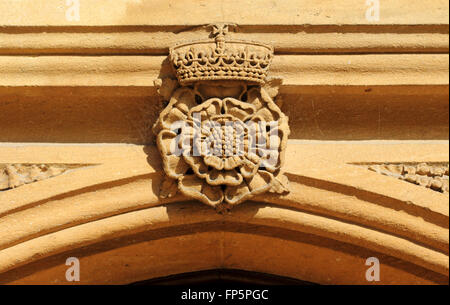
(0, 0), (448, 284)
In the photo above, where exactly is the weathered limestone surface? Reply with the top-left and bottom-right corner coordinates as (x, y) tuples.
(0, 0), (448, 285)
(0, 0), (448, 26)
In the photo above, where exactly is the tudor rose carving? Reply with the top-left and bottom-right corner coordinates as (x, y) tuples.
(153, 24), (290, 211)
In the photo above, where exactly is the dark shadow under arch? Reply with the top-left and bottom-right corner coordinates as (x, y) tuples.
(131, 269), (317, 285)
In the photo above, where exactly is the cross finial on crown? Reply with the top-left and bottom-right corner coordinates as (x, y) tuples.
(208, 23), (236, 51)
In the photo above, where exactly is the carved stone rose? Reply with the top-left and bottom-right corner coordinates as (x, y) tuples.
(153, 24), (290, 211)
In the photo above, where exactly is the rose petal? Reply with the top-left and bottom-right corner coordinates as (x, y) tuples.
(224, 170), (278, 205)
(188, 98), (222, 121)
(223, 98), (256, 121)
(161, 107), (187, 129)
(159, 175), (178, 198)
(269, 172), (290, 194)
(224, 182), (252, 205)
(157, 130), (178, 156)
(157, 130), (190, 179)
(157, 88), (196, 130)
(262, 78), (283, 99)
(183, 155), (210, 179)
(258, 149), (280, 172)
(239, 158), (259, 179)
(206, 169), (243, 186)
(224, 156), (244, 170)
(204, 155), (224, 170)
(202, 184), (224, 206)
(162, 155), (190, 179)
(254, 108), (274, 122)
(179, 175), (224, 207)
(174, 88), (198, 112)
(247, 170), (274, 194)
(246, 88), (263, 110)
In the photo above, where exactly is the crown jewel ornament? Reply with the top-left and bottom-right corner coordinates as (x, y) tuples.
(170, 24), (274, 85)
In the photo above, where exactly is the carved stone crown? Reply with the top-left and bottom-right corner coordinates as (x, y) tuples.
(170, 24), (274, 85)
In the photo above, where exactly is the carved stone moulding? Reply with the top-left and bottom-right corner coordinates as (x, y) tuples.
(154, 24), (290, 211)
(0, 164), (88, 191)
(360, 162), (450, 194)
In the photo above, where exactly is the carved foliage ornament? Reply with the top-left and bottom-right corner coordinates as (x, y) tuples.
(153, 24), (290, 211)
(0, 164), (88, 191)
(363, 163), (449, 194)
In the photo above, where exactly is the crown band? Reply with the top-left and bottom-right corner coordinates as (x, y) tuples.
(170, 39), (274, 85)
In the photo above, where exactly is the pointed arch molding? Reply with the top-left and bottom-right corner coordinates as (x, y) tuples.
(0, 143), (448, 284)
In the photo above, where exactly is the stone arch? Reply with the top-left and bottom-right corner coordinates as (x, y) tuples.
(0, 153), (447, 285)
